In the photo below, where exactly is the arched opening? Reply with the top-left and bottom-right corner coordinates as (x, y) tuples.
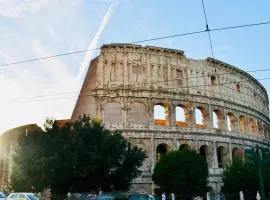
(249, 118), (257, 134)
(217, 146), (227, 168)
(154, 104), (169, 126)
(226, 112), (236, 131)
(212, 109), (223, 129)
(257, 121), (263, 135)
(195, 107), (206, 128)
(200, 145), (207, 160)
(211, 76), (217, 85)
(199, 145), (212, 168)
(232, 147), (242, 162)
(239, 115), (246, 132)
(176, 105), (187, 127)
(236, 84), (240, 92)
(179, 144), (190, 151)
(263, 125), (268, 139)
(156, 143), (168, 162)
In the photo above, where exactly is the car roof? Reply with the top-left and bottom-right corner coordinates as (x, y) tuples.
(8, 193), (34, 195)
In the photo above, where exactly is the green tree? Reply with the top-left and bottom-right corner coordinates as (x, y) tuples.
(152, 150), (209, 199)
(222, 159), (258, 194)
(222, 159), (270, 198)
(11, 115), (146, 194)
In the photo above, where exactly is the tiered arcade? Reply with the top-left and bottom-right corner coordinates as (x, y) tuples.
(72, 43), (270, 193)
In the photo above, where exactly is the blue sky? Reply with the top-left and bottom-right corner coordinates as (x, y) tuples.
(0, 0), (270, 133)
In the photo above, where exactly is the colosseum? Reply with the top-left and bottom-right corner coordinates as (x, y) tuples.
(71, 43), (270, 194)
(0, 43), (269, 194)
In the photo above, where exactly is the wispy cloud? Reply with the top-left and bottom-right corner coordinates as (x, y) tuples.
(32, 38), (70, 78)
(44, 26), (60, 43)
(0, 0), (55, 18)
(77, 0), (119, 81)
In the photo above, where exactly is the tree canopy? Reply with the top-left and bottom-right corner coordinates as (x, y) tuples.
(152, 150), (209, 198)
(222, 159), (270, 197)
(11, 115), (146, 194)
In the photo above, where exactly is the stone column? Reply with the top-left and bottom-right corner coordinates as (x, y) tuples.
(228, 143), (232, 164)
(208, 105), (213, 129)
(151, 136), (155, 173)
(212, 141), (218, 169)
(123, 52), (128, 85)
(190, 104), (196, 128)
(170, 104), (175, 128)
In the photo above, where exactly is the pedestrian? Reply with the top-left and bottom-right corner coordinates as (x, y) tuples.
(171, 193), (175, 200)
(109, 185), (115, 192)
(256, 191), (261, 200)
(97, 187), (103, 196)
(162, 192), (166, 200)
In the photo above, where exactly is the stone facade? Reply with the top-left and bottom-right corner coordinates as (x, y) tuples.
(0, 124), (42, 188)
(0, 120), (68, 189)
(71, 43), (270, 194)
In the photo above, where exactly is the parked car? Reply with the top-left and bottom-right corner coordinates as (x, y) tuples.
(6, 193), (40, 200)
(77, 193), (94, 200)
(95, 193), (129, 200)
(95, 193), (157, 200)
(128, 194), (155, 200)
(0, 192), (6, 200)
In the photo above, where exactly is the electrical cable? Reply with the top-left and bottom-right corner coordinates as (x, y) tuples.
(201, 0), (214, 57)
(1, 21), (270, 67)
(3, 66), (270, 103)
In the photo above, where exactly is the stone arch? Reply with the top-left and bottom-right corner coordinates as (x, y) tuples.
(212, 109), (223, 129)
(265, 126), (270, 140)
(257, 121), (263, 135)
(226, 112), (236, 131)
(179, 144), (191, 151)
(156, 143), (169, 162)
(232, 147), (242, 162)
(249, 117), (257, 134)
(128, 102), (147, 125)
(264, 125), (269, 139)
(239, 115), (246, 132)
(103, 101), (122, 125)
(199, 145), (211, 168)
(175, 104), (188, 127)
(195, 106), (207, 128)
(154, 103), (170, 126)
(217, 146), (228, 168)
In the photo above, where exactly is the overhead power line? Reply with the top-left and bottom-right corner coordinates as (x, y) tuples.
(2, 66), (270, 103)
(3, 76), (270, 107)
(1, 20), (270, 67)
(201, 0), (214, 58)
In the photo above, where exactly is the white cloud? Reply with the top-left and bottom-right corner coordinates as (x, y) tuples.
(44, 26), (60, 43)
(77, 0), (119, 81)
(0, 0), (54, 18)
(0, 51), (14, 63)
(32, 38), (71, 78)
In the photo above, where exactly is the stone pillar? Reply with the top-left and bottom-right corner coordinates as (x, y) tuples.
(190, 104), (196, 128)
(171, 104), (175, 128)
(228, 143), (232, 163)
(208, 105), (213, 129)
(123, 52), (128, 85)
(212, 141), (218, 169)
(151, 136), (155, 173)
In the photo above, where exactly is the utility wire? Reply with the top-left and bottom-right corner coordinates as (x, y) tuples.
(1, 21), (270, 67)
(201, 0), (214, 58)
(2, 66), (270, 103)
(4, 76), (270, 109)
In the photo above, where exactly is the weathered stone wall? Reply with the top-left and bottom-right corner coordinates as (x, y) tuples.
(71, 43), (270, 194)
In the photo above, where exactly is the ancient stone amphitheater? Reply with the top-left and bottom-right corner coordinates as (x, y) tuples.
(1, 43), (269, 193)
(72, 43), (270, 194)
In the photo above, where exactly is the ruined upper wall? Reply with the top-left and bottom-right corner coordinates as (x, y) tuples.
(93, 43), (269, 117)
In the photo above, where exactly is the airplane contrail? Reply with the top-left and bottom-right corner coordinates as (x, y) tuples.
(77, 0), (119, 82)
